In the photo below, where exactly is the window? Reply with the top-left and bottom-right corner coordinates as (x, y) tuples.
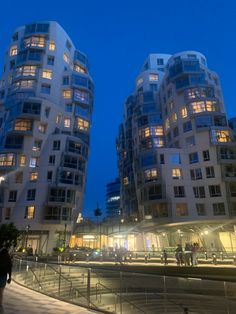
(0, 154), (15, 166)
(14, 119), (32, 131)
(74, 64), (86, 73)
(41, 84), (51, 94)
(136, 78), (143, 86)
(213, 203), (225, 215)
(24, 36), (45, 48)
(172, 168), (182, 179)
(5, 208), (11, 220)
(10, 46), (17, 56)
(32, 139), (42, 152)
(123, 177), (129, 185)
(186, 136), (195, 146)
(53, 140), (61, 150)
(157, 58), (164, 65)
(19, 155), (26, 166)
(47, 56), (54, 65)
(183, 120), (192, 132)
(49, 41), (55, 51)
(8, 190), (17, 202)
(49, 155), (55, 165)
(190, 168), (202, 180)
(30, 172), (38, 182)
(160, 154), (165, 164)
(212, 130), (230, 143)
(47, 171), (53, 181)
(189, 152), (198, 164)
(170, 153), (181, 164)
(27, 189), (36, 201)
(149, 74), (158, 81)
(74, 89), (89, 104)
(29, 157), (38, 168)
(56, 115), (62, 124)
(25, 206), (35, 219)
(144, 168), (158, 181)
(76, 118), (89, 131)
(206, 166), (215, 178)
(193, 186), (205, 198)
(16, 65), (37, 77)
(42, 69), (53, 79)
(203, 150), (210, 161)
(196, 203), (206, 216)
(209, 185), (221, 197)
(195, 115), (212, 128)
(63, 76), (69, 85)
(64, 117), (71, 128)
(15, 171), (23, 183)
(173, 126), (179, 137)
(65, 104), (72, 112)
(38, 123), (47, 133)
(63, 52), (69, 63)
(174, 186), (185, 197)
(62, 90), (72, 98)
(176, 203), (188, 216)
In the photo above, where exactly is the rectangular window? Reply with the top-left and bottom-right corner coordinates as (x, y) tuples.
(213, 203), (225, 215)
(190, 168), (202, 180)
(27, 189), (36, 201)
(172, 168), (182, 179)
(74, 89), (89, 104)
(15, 171), (23, 183)
(5, 208), (11, 220)
(0, 153), (15, 166)
(62, 90), (72, 98)
(53, 140), (61, 150)
(10, 45), (17, 56)
(30, 172), (38, 182)
(24, 36), (45, 48)
(42, 69), (53, 80)
(63, 52), (69, 63)
(76, 118), (89, 131)
(38, 123), (47, 133)
(74, 64), (86, 73)
(41, 84), (51, 94)
(144, 168), (158, 181)
(149, 74), (158, 81)
(29, 157), (38, 168)
(32, 139), (42, 152)
(49, 41), (55, 51)
(160, 154), (165, 164)
(174, 186), (185, 197)
(25, 206), (35, 219)
(16, 65), (37, 77)
(64, 117), (71, 128)
(8, 190), (17, 202)
(196, 203), (206, 216)
(170, 153), (181, 164)
(157, 58), (164, 65)
(14, 119), (32, 131)
(47, 171), (53, 181)
(49, 155), (55, 165)
(206, 166), (215, 178)
(176, 203), (188, 216)
(193, 186), (205, 198)
(183, 120), (192, 132)
(47, 56), (54, 65)
(189, 152), (198, 164)
(212, 130), (230, 143)
(209, 185), (221, 197)
(181, 107), (188, 118)
(65, 104), (72, 112)
(19, 155), (26, 166)
(185, 136), (195, 146)
(63, 76), (69, 85)
(203, 150), (210, 161)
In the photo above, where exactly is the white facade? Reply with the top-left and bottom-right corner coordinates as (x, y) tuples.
(0, 21), (93, 253)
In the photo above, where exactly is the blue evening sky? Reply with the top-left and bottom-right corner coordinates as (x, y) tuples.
(0, 0), (235, 218)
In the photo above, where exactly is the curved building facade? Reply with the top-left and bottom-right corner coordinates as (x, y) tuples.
(0, 21), (93, 253)
(117, 51), (236, 251)
(106, 178), (121, 221)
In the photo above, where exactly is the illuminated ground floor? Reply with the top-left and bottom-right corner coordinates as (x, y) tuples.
(71, 219), (236, 253)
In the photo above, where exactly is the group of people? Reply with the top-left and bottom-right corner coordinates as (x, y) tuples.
(175, 243), (199, 266)
(0, 248), (12, 311)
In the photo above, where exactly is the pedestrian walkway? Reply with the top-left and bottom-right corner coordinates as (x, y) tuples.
(1, 281), (96, 314)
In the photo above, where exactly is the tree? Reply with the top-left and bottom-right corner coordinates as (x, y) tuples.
(0, 223), (20, 249)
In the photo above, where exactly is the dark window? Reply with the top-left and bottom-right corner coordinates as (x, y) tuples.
(189, 152), (198, 164)
(27, 189), (36, 201)
(47, 56), (55, 65)
(47, 171), (53, 181)
(53, 140), (60, 150)
(173, 126), (179, 137)
(209, 185), (221, 197)
(174, 186), (185, 197)
(193, 186), (205, 198)
(160, 154), (165, 164)
(213, 203), (225, 215)
(8, 190), (17, 202)
(49, 155), (55, 165)
(183, 120), (192, 132)
(206, 166), (215, 178)
(157, 58), (164, 65)
(15, 171), (23, 183)
(63, 76), (69, 85)
(190, 168), (202, 180)
(41, 84), (51, 94)
(196, 203), (206, 216)
(203, 150), (210, 161)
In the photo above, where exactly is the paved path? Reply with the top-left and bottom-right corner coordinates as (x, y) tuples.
(1, 281), (96, 314)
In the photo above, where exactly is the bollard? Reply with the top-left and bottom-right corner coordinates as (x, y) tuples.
(212, 254), (217, 265)
(129, 254), (132, 263)
(233, 255), (236, 266)
(160, 254), (163, 264)
(136, 253), (138, 259)
(145, 254), (148, 263)
(204, 251), (208, 260)
(220, 252), (224, 261)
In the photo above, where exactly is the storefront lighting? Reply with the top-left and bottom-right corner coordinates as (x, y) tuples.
(83, 235), (95, 239)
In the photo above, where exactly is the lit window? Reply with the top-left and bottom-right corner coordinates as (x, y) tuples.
(56, 115), (62, 124)
(30, 172), (38, 181)
(212, 130), (230, 143)
(149, 74), (158, 81)
(19, 155), (26, 166)
(176, 203), (188, 216)
(172, 168), (182, 179)
(0, 154), (15, 166)
(18, 80), (34, 89)
(14, 119), (32, 131)
(206, 101), (215, 111)
(38, 123), (47, 133)
(42, 69), (53, 80)
(24, 36), (45, 48)
(181, 107), (188, 118)
(32, 140), (42, 152)
(62, 90), (72, 98)
(123, 177), (129, 185)
(77, 118), (89, 131)
(25, 206), (35, 219)
(49, 41), (55, 51)
(192, 101), (205, 113)
(16, 66), (37, 77)
(136, 78), (143, 86)
(63, 53), (69, 63)
(144, 168), (158, 181)
(29, 157), (38, 168)
(171, 113), (177, 123)
(10, 46), (17, 56)
(165, 118), (170, 130)
(74, 64), (86, 73)
(74, 89), (89, 104)
(64, 117), (71, 128)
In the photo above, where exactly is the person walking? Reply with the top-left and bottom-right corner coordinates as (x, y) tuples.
(0, 248), (12, 311)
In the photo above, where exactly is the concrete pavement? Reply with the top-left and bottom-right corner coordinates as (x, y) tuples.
(1, 281), (96, 314)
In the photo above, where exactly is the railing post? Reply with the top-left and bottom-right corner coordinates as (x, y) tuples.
(58, 265), (61, 297)
(87, 268), (91, 307)
(224, 281), (230, 314)
(163, 275), (167, 313)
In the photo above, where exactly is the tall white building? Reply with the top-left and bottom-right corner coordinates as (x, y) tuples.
(0, 21), (93, 253)
(117, 52), (236, 251)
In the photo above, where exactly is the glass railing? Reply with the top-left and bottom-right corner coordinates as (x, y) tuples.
(13, 258), (236, 313)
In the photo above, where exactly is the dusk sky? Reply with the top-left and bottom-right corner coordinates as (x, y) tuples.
(0, 0), (236, 218)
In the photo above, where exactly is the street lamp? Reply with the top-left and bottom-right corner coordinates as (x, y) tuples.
(63, 223), (67, 250)
(25, 224), (30, 250)
(94, 202), (102, 249)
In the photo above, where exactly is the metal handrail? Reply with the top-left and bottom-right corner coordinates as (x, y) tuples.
(27, 265), (43, 291)
(96, 281), (147, 314)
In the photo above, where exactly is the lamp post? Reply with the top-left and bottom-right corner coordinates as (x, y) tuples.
(63, 223), (67, 250)
(94, 202), (102, 249)
(25, 224), (30, 250)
